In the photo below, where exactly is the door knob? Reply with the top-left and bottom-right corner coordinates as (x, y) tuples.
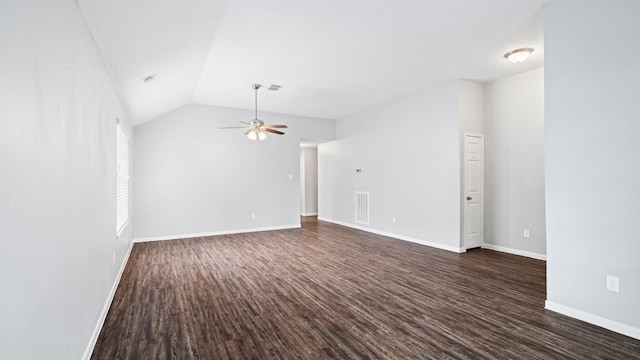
(467, 196), (472, 200)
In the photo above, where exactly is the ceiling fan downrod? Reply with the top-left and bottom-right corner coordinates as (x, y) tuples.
(252, 84), (261, 122)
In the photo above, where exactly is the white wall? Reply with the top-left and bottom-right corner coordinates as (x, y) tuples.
(0, 1), (134, 359)
(319, 81), (465, 252)
(484, 68), (546, 258)
(459, 80), (485, 139)
(300, 146), (318, 215)
(133, 104), (335, 240)
(545, 0), (640, 338)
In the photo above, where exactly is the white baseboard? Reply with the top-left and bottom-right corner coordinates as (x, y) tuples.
(134, 224), (301, 243)
(82, 241), (134, 360)
(301, 212), (318, 216)
(545, 300), (640, 340)
(318, 217), (465, 253)
(481, 243), (546, 261)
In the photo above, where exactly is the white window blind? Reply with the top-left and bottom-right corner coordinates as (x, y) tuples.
(116, 123), (129, 233)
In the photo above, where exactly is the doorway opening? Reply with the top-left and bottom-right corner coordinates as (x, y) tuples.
(300, 140), (319, 218)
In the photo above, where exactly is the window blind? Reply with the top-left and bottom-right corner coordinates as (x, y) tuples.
(116, 124), (129, 233)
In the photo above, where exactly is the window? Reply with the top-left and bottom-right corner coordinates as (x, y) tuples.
(116, 122), (129, 233)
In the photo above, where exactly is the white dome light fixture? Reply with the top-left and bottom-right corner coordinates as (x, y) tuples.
(504, 48), (534, 63)
(247, 129), (258, 141)
(246, 129), (266, 141)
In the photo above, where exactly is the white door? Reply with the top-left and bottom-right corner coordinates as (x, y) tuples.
(464, 134), (484, 249)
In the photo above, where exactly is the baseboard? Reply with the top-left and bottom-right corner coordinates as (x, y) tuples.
(134, 224), (302, 243)
(301, 212), (318, 216)
(318, 217), (465, 253)
(481, 243), (546, 261)
(82, 241), (134, 360)
(545, 300), (640, 340)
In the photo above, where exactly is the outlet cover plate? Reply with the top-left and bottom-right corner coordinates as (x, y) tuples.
(606, 275), (620, 292)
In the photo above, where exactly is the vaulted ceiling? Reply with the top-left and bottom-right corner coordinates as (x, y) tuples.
(78, 0), (547, 126)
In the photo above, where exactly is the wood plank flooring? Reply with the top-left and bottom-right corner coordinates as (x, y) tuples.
(92, 217), (640, 359)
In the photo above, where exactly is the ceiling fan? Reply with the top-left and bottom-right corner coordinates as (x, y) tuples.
(220, 84), (288, 140)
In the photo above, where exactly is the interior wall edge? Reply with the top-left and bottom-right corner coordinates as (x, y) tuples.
(481, 243), (546, 261)
(133, 224), (302, 243)
(317, 217), (465, 254)
(83, 241), (134, 360)
(545, 301), (640, 341)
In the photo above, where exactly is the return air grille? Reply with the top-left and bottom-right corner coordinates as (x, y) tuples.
(355, 191), (370, 225)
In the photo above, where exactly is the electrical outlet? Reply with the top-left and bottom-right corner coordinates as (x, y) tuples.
(392, 217), (396, 224)
(523, 229), (530, 238)
(288, 174), (292, 180)
(606, 275), (620, 292)
(251, 213), (256, 219)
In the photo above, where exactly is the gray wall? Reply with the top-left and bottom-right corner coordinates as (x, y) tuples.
(319, 80), (483, 252)
(484, 67), (546, 258)
(133, 104), (335, 240)
(545, 0), (640, 337)
(0, 0), (134, 359)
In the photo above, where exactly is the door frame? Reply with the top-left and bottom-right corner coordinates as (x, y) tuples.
(463, 132), (484, 250)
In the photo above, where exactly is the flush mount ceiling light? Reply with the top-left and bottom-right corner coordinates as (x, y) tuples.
(504, 48), (534, 63)
(219, 84), (288, 141)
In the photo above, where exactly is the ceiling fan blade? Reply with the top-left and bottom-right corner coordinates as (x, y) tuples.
(239, 121), (252, 125)
(265, 128), (285, 135)
(263, 125), (288, 129)
(219, 126), (248, 129)
(244, 129), (254, 136)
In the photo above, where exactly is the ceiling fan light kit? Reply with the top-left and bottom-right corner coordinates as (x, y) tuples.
(219, 84), (288, 141)
(247, 129), (267, 141)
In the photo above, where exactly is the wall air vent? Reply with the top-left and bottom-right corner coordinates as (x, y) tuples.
(355, 191), (370, 225)
(268, 84), (282, 91)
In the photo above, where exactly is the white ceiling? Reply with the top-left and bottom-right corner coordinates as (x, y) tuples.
(78, 0), (547, 126)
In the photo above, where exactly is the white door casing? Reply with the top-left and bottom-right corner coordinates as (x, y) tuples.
(464, 134), (484, 249)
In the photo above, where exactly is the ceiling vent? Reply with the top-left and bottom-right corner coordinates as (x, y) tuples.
(143, 74), (156, 83)
(268, 84), (282, 91)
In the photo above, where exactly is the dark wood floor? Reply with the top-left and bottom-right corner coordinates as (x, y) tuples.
(92, 217), (640, 359)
